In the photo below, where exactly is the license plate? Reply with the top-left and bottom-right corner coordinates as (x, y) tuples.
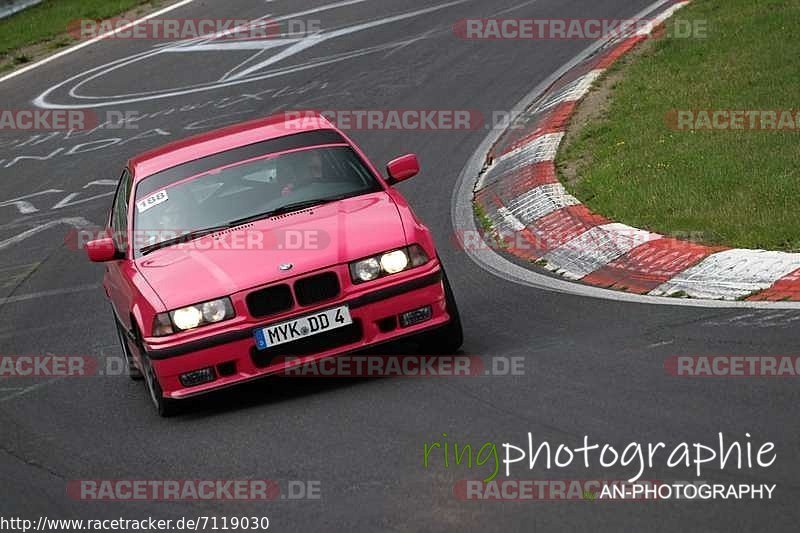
(254, 305), (352, 349)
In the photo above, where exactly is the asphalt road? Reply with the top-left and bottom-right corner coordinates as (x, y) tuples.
(0, 0), (798, 531)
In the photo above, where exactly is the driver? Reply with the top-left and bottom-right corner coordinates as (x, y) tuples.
(280, 150), (324, 196)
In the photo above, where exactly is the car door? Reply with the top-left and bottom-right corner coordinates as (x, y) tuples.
(104, 169), (134, 331)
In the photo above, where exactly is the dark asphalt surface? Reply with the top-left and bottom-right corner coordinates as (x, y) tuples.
(0, 1), (798, 531)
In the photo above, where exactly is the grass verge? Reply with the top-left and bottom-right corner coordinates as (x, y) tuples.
(557, 0), (800, 251)
(0, 0), (165, 73)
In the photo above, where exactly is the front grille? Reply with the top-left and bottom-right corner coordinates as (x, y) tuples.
(246, 284), (294, 318)
(294, 272), (341, 306)
(251, 320), (363, 367)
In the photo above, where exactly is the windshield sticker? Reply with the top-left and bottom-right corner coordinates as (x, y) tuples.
(136, 189), (169, 213)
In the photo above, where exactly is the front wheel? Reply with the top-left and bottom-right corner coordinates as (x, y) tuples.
(115, 317), (143, 381)
(141, 345), (181, 417)
(420, 269), (463, 354)
(137, 332), (179, 418)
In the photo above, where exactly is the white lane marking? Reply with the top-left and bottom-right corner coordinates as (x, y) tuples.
(0, 217), (93, 251)
(649, 249), (800, 300)
(0, 0), (198, 86)
(0, 190), (64, 214)
(0, 0), (43, 19)
(491, 0), (541, 17)
(477, 132), (563, 189)
(0, 284), (101, 306)
(51, 191), (115, 210)
(542, 223), (661, 280)
(34, 0), (472, 109)
(505, 183), (580, 224)
(647, 340), (675, 348)
(0, 378), (65, 403)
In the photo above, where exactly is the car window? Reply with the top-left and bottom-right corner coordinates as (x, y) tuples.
(132, 145), (381, 255)
(111, 169), (131, 253)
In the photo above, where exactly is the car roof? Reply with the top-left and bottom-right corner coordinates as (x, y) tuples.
(128, 112), (338, 180)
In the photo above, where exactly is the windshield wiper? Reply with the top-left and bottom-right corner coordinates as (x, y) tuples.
(139, 224), (232, 255)
(226, 195), (350, 227)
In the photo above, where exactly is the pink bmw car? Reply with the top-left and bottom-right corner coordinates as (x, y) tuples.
(86, 112), (462, 416)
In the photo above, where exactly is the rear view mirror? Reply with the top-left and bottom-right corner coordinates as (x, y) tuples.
(386, 154), (420, 184)
(86, 237), (118, 262)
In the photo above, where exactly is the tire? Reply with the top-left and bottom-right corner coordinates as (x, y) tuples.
(421, 268), (464, 355)
(115, 316), (143, 381)
(142, 352), (181, 417)
(127, 320), (180, 417)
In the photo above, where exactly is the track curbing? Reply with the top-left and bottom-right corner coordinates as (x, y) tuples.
(469, 1), (800, 302)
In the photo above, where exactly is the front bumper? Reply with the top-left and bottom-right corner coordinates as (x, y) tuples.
(144, 266), (450, 399)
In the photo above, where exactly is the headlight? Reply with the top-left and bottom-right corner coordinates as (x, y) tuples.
(152, 297), (235, 336)
(353, 257), (381, 282)
(201, 299), (228, 322)
(380, 250), (409, 274)
(173, 306), (203, 330)
(349, 245), (430, 283)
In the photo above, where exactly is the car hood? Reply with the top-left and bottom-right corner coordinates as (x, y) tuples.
(136, 191), (407, 310)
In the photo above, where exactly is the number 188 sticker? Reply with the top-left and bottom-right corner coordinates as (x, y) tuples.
(136, 189), (169, 213)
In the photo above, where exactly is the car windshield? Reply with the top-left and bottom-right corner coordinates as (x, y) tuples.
(132, 145), (382, 256)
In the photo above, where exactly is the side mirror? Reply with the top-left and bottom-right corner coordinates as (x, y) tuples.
(86, 237), (119, 262)
(386, 154), (420, 184)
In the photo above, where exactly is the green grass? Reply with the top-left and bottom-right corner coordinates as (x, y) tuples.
(557, 0), (800, 251)
(0, 0), (159, 58)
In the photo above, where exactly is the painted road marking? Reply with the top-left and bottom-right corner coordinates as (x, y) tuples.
(0, 0), (198, 86)
(0, 217), (93, 251)
(0, 284), (101, 306)
(33, 0), (472, 109)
